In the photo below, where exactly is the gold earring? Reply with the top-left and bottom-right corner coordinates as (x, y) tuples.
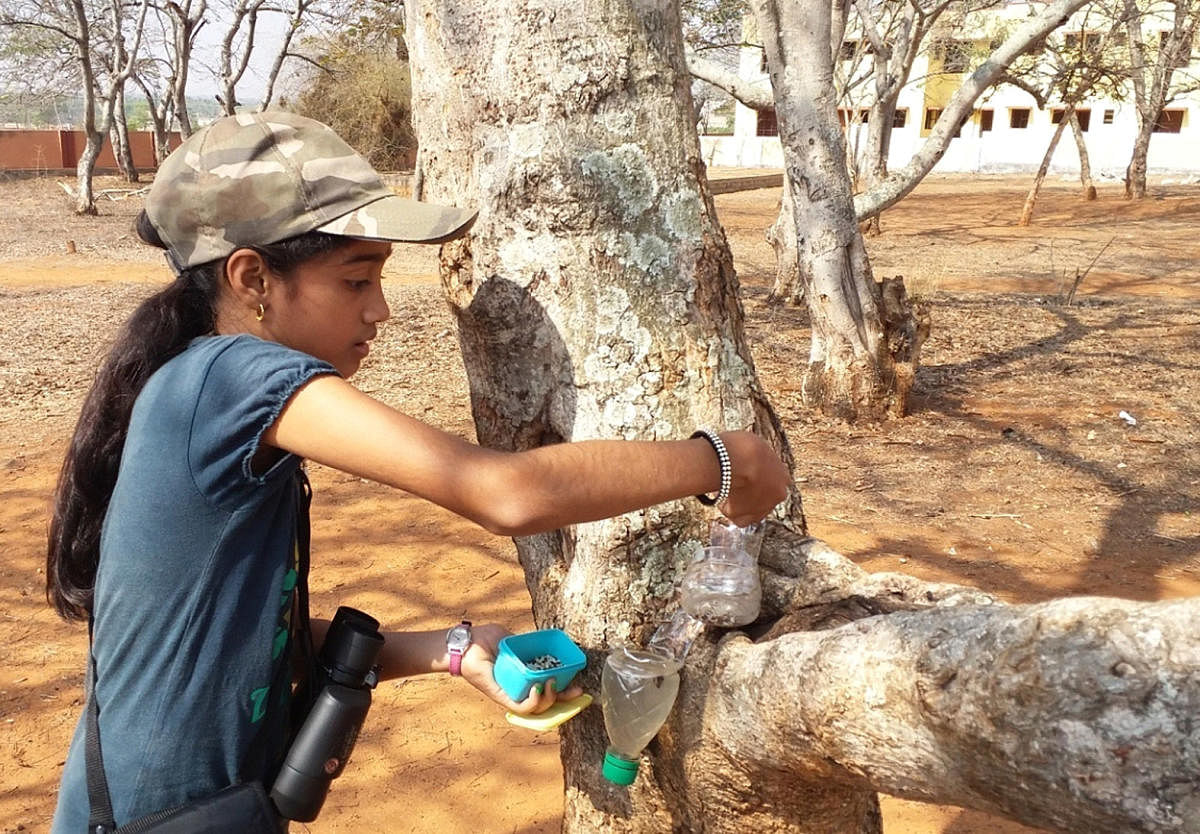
(255, 303), (265, 322)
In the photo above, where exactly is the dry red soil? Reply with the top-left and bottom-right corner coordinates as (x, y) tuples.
(1, 171), (1197, 833)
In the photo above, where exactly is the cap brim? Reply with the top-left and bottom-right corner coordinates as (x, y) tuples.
(316, 194), (477, 244)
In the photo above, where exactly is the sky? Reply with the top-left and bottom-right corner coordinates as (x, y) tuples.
(184, 9), (294, 102)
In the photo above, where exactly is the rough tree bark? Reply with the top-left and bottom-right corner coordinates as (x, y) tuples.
(407, 0), (1200, 831)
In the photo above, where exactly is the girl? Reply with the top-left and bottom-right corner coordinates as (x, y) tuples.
(47, 112), (791, 831)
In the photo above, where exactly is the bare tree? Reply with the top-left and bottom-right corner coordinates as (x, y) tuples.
(159, 0), (206, 138)
(851, 0), (958, 223)
(405, 0), (1200, 829)
(1006, 8), (1129, 224)
(84, 0), (151, 203)
(0, 17), (80, 123)
(1121, 0), (1200, 199)
(130, 36), (180, 165)
(852, 0), (1098, 220)
(214, 0), (322, 114)
(1, 0), (150, 213)
(688, 0), (1093, 419)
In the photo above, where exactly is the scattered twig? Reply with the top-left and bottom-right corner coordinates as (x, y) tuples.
(97, 187), (150, 201)
(967, 513), (1023, 519)
(1127, 436), (1166, 444)
(1063, 235), (1115, 306)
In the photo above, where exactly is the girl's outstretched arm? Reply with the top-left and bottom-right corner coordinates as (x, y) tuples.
(265, 375), (790, 535)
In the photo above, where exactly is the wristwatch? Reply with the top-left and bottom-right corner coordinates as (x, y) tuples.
(446, 620), (473, 676)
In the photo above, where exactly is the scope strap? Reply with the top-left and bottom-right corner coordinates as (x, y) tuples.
(84, 619), (116, 834)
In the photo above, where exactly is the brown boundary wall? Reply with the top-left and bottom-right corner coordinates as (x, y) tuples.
(0, 129), (181, 173)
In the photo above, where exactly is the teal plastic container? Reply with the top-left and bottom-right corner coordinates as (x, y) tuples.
(493, 628), (586, 701)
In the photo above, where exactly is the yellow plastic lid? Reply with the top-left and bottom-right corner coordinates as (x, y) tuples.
(504, 694), (593, 732)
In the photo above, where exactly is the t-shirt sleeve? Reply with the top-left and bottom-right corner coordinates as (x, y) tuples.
(188, 336), (338, 509)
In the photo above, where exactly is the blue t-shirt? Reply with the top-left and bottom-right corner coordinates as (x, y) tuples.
(52, 334), (337, 832)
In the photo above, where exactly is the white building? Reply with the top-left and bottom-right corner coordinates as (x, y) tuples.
(701, 3), (1200, 177)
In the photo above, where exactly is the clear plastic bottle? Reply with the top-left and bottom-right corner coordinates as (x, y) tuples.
(646, 609), (706, 664)
(599, 645), (683, 785)
(680, 545), (761, 626)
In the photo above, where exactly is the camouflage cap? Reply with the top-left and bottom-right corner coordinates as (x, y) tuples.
(146, 111), (476, 269)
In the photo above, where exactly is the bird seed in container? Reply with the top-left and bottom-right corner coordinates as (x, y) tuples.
(526, 654), (562, 670)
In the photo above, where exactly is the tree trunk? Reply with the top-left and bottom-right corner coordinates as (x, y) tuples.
(406, 0), (802, 827)
(733, 534), (1200, 834)
(407, 1), (1200, 830)
(218, 0), (263, 115)
(67, 0), (149, 212)
(111, 85), (139, 183)
(257, 0), (308, 111)
(170, 4), (201, 140)
(1020, 106), (1073, 226)
(132, 75), (174, 165)
(766, 177), (802, 304)
(74, 130), (102, 215)
(859, 85), (899, 237)
(1121, 0), (1200, 200)
(751, 0), (919, 420)
(1070, 112), (1096, 200)
(1126, 114), (1153, 200)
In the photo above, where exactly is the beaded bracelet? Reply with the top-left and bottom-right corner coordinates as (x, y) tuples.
(691, 429), (732, 507)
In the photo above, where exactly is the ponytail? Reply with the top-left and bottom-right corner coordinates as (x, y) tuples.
(47, 211), (221, 620)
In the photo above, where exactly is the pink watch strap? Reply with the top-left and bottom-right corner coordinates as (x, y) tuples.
(447, 620), (471, 676)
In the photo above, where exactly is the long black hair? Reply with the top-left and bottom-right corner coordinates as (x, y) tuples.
(47, 211), (351, 621)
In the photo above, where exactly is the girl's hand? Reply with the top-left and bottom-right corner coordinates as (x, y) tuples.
(458, 623), (585, 715)
(717, 431), (792, 526)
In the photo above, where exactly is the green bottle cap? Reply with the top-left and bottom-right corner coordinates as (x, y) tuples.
(602, 751), (639, 785)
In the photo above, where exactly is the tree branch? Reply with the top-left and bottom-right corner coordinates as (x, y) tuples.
(854, 0), (1094, 220)
(686, 50), (774, 111)
(853, 0), (890, 59)
(0, 16), (82, 44)
(712, 581), (1200, 832)
(997, 71), (1048, 108)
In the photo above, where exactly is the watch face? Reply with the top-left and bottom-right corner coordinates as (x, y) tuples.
(447, 624), (471, 650)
